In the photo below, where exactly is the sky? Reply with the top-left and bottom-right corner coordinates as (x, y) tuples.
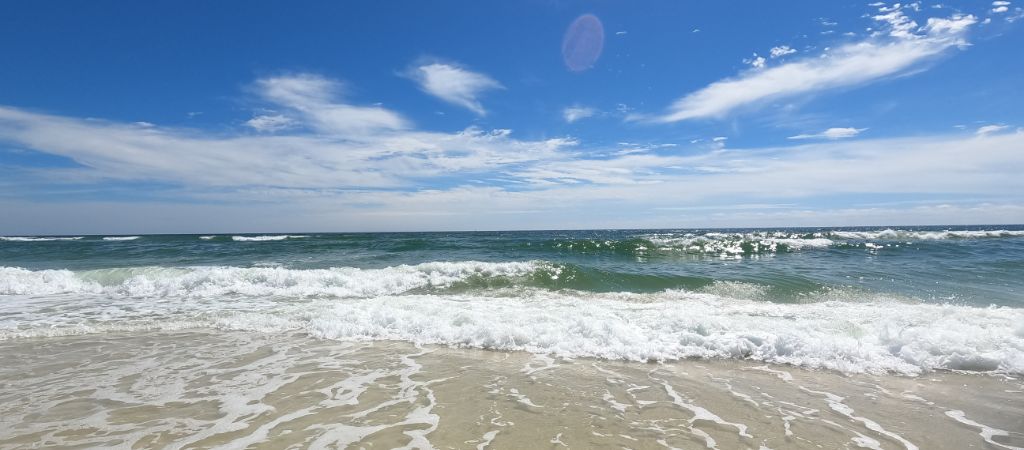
(1, 1), (1023, 233)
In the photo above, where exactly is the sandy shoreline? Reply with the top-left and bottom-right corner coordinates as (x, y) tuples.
(1, 330), (1022, 449)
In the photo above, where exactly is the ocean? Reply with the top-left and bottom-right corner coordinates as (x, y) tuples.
(2, 227), (1023, 448)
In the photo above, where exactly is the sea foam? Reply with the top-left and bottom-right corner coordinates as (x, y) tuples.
(1, 264), (1022, 376)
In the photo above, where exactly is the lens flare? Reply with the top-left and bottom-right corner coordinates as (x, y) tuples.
(561, 14), (604, 72)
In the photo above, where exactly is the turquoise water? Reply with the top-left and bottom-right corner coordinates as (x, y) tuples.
(4, 227), (1023, 305)
(2, 226), (1023, 374)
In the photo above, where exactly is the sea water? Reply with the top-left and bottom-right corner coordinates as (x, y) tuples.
(1, 227), (1022, 448)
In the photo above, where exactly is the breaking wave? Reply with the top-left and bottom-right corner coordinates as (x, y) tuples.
(1, 263), (1022, 376)
(0, 262), (826, 297)
(0, 261), (544, 298)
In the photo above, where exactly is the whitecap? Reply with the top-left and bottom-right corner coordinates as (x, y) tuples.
(231, 235), (308, 241)
(0, 236), (84, 242)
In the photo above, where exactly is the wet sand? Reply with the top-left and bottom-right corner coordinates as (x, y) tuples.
(1, 330), (1022, 449)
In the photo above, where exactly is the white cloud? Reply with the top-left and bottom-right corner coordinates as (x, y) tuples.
(649, 12), (977, 123)
(877, 3), (901, 13)
(769, 46), (797, 58)
(406, 63), (503, 116)
(873, 9), (919, 39)
(4, 129), (1024, 232)
(563, 106), (597, 123)
(976, 124), (1009, 135)
(245, 114), (296, 133)
(510, 153), (689, 186)
(0, 74), (573, 191)
(742, 54), (766, 69)
(788, 127), (867, 140)
(923, 14), (977, 34)
(255, 74), (408, 135)
(1008, 8), (1024, 22)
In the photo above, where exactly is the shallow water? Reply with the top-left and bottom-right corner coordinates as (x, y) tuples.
(1, 330), (1021, 449)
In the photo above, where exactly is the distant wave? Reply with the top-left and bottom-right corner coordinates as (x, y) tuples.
(534, 233), (836, 257)
(1, 263), (1022, 376)
(825, 229), (1024, 240)
(199, 235), (218, 240)
(231, 235), (308, 242)
(0, 236), (83, 242)
(102, 236), (140, 241)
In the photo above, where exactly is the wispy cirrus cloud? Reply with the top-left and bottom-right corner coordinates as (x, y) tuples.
(647, 9), (977, 123)
(245, 114), (296, 133)
(0, 73), (570, 190)
(976, 124), (1009, 135)
(2, 78), (1021, 198)
(255, 74), (409, 134)
(2, 70), (1023, 232)
(4, 127), (1023, 232)
(562, 106), (597, 123)
(405, 62), (503, 116)
(788, 127), (866, 140)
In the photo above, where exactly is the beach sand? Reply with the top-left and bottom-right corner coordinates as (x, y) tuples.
(1, 330), (1022, 449)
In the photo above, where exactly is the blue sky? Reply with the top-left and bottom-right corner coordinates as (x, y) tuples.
(1, 1), (1023, 233)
